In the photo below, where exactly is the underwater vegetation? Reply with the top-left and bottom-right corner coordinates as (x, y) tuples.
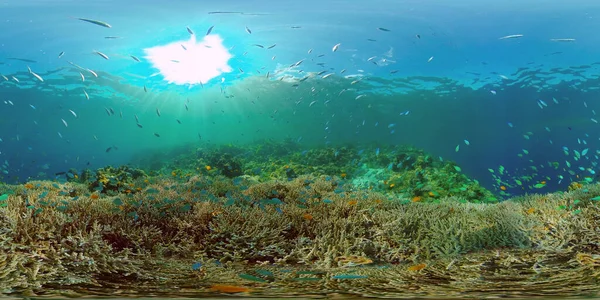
(1, 142), (600, 297)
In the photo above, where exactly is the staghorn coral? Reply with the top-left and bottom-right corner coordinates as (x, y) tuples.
(3, 163), (600, 296)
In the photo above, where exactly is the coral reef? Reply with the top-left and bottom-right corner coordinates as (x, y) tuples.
(2, 142), (600, 297)
(89, 166), (147, 194)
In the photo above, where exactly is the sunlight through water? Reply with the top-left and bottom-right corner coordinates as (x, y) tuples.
(144, 34), (232, 85)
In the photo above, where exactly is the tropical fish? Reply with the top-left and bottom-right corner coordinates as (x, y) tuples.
(498, 34), (524, 40)
(332, 43), (341, 52)
(93, 50), (109, 60)
(27, 66), (43, 82)
(77, 17), (112, 28)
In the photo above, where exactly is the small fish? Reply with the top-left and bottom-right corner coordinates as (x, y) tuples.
(131, 55), (141, 62)
(11, 76), (19, 83)
(253, 44), (264, 48)
(427, 56), (434, 63)
(104, 36), (121, 39)
(154, 132), (160, 137)
(87, 68), (98, 77)
(332, 43), (341, 52)
(68, 109), (77, 118)
(58, 51), (65, 58)
(106, 147), (112, 152)
(267, 44), (277, 49)
(378, 27), (390, 31)
(206, 25), (214, 35)
(156, 108), (161, 117)
(245, 26), (252, 34)
(8, 57), (37, 63)
(27, 66), (44, 82)
(29, 104), (36, 109)
(181, 44), (187, 50)
(185, 103), (188, 111)
(83, 89), (89, 100)
(176, 119), (181, 124)
(143, 85), (147, 92)
(186, 26), (194, 35)
(455, 145), (460, 152)
(93, 50), (109, 60)
(79, 72), (85, 82)
(137, 123), (143, 128)
(498, 34), (524, 40)
(61, 119), (68, 127)
(550, 38), (575, 42)
(464, 139), (470, 145)
(77, 17), (112, 28)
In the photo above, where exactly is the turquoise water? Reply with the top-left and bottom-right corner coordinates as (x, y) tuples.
(2, 1), (600, 297)
(2, 0), (600, 195)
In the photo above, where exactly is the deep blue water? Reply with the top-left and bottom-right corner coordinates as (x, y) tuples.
(1, 0), (600, 197)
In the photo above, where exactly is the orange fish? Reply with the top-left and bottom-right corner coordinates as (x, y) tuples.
(24, 183), (34, 189)
(411, 196), (422, 202)
(209, 284), (251, 293)
(408, 263), (426, 271)
(526, 207), (535, 215)
(303, 213), (313, 220)
(500, 186), (506, 191)
(347, 200), (358, 206)
(90, 194), (99, 199)
(205, 165), (211, 171)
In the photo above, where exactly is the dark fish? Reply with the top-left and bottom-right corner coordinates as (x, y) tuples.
(377, 27), (390, 31)
(206, 25), (214, 35)
(208, 11), (244, 14)
(104, 36), (121, 39)
(144, 85), (147, 92)
(154, 133), (160, 137)
(186, 26), (194, 35)
(176, 119), (181, 124)
(254, 44), (264, 48)
(367, 39), (376, 42)
(77, 18), (112, 28)
(291, 26), (301, 29)
(267, 44), (276, 49)
(106, 147), (112, 152)
(58, 51), (65, 58)
(156, 108), (160, 117)
(55, 171), (66, 175)
(137, 123), (143, 128)
(416, 34), (421, 39)
(8, 58), (37, 63)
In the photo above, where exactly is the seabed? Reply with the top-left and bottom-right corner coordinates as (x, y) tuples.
(1, 144), (600, 299)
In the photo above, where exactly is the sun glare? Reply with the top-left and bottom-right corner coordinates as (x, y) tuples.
(144, 34), (233, 85)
